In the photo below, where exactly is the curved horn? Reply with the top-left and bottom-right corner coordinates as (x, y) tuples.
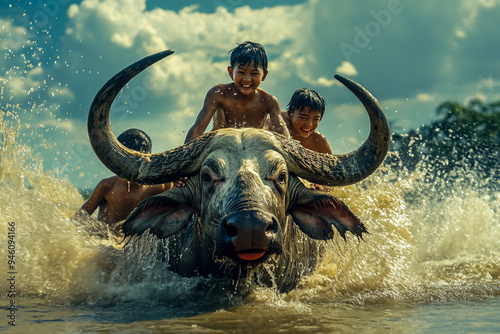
(283, 75), (390, 186)
(88, 50), (216, 184)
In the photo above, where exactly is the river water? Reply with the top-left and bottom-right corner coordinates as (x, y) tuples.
(1, 112), (499, 333)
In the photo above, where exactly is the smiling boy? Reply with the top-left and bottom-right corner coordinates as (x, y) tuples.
(184, 41), (289, 143)
(283, 88), (332, 154)
(281, 88), (332, 191)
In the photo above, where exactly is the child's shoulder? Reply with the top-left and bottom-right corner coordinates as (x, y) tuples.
(257, 87), (275, 98)
(205, 83), (236, 101)
(208, 83), (234, 94)
(98, 176), (117, 188)
(311, 130), (332, 154)
(312, 130), (328, 141)
(93, 176), (120, 195)
(256, 88), (280, 106)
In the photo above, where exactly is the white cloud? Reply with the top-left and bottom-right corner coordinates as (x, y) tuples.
(2, 61), (44, 103)
(316, 77), (337, 86)
(416, 93), (435, 102)
(478, 0), (497, 8)
(62, 0), (317, 143)
(43, 118), (75, 132)
(3, 0), (499, 189)
(60, 0), (500, 150)
(458, 0), (498, 31)
(455, 29), (467, 38)
(0, 18), (29, 50)
(336, 61), (358, 76)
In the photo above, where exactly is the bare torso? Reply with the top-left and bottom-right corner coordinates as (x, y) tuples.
(81, 176), (171, 231)
(212, 83), (274, 130)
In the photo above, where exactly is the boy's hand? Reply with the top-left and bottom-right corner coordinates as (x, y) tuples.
(174, 177), (186, 188)
(310, 183), (331, 192)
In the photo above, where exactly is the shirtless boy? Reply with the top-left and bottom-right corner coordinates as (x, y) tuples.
(282, 88), (332, 191)
(282, 88), (332, 154)
(184, 41), (289, 143)
(76, 129), (172, 233)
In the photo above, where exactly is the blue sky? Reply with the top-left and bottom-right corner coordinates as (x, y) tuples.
(1, 0), (500, 189)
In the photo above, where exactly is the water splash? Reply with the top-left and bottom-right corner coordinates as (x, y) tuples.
(1, 114), (499, 308)
(282, 150), (500, 306)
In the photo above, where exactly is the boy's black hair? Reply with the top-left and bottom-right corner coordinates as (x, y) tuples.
(229, 41), (268, 73)
(286, 88), (327, 118)
(117, 129), (152, 154)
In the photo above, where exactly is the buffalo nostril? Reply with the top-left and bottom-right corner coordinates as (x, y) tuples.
(226, 223), (238, 238)
(266, 221), (273, 232)
(266, 218), (279, 234)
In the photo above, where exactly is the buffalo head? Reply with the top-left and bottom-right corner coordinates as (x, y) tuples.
(87, 50), (390, 291)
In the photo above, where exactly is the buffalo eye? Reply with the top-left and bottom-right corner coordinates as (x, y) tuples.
(276, 171), (287, 184)
(202, 173), (212, 183)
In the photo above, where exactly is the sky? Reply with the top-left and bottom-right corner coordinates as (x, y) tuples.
(1, 0), (500, 190)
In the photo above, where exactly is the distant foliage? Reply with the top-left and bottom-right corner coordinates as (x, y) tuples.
(389, 99), (500, 193)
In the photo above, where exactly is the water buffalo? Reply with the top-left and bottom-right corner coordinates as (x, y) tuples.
(88, 50), (390, 292)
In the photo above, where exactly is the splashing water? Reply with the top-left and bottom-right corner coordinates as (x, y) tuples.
(1, 110), (235, 308)
(287, 158), (500, 306)
(1, 110), (499, 329)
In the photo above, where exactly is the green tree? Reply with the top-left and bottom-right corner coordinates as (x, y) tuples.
(390, 98), (499, 191)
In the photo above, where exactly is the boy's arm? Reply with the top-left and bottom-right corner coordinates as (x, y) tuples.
(79, 179), (110, 216)
(145, 182), (173, 197)
(184, 87), (221, 143)
(268, 97), (290, 137)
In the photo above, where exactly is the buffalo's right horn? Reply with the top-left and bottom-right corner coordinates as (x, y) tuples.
(282, 75), (391, 186)
(88, 50), (215, 184)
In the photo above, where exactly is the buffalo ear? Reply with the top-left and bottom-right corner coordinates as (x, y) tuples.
(289, 192), (367, 240)
(122, 195), (199, 239)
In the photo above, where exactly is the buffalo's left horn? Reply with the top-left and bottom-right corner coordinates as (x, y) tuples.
(282, 75), (391, 186)
(88, 50), (215, 184)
